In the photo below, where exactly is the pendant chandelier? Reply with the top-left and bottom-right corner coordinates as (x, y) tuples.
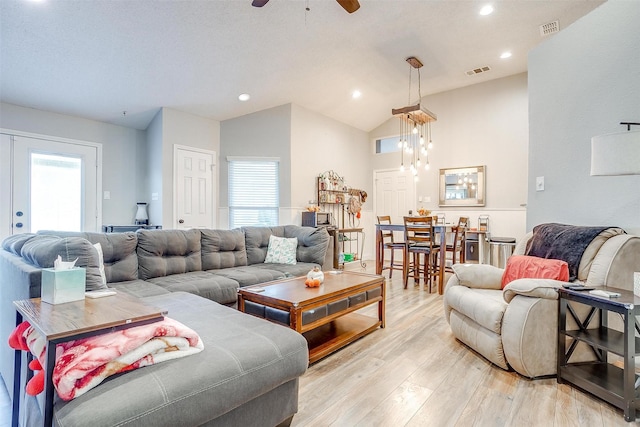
(391, 56), (437, 181)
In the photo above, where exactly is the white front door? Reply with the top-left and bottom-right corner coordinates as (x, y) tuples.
(5, 134), (100, 237)
(174, 145), (215, 229)
(374, 168), (416, 225)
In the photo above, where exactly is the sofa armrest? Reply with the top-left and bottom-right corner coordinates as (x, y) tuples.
(503, 278), (563, 303)
(450, 263), (504, 290)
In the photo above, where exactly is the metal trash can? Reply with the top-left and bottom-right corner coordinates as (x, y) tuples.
(489, 237), (516, 268)
(465, 231), (490, 264)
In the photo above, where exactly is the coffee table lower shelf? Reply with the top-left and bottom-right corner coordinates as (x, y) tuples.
(303, 313), (382, 364)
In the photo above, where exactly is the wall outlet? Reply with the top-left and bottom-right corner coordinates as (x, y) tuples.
(152, 193), (159, 201)
(536, 176), (545, 191)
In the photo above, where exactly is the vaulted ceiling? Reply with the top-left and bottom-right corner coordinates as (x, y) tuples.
(0, 0), (605, 132)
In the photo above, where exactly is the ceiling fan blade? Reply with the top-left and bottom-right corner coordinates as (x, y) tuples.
(252, 0), (270, 7)
(336, 0), (360, 13)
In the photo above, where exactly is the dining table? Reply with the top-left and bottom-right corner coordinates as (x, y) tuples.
(375, 222), (453, 295)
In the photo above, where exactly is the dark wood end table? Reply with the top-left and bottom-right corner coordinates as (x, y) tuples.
(12, 292), (165, 427)
(557, 286), (640, 421)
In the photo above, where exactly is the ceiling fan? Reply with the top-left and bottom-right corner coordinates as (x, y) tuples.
(251, 0), (360, 14)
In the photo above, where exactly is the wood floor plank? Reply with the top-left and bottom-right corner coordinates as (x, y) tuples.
(354, 380), (433, 427)
(291, 264), (632, 426)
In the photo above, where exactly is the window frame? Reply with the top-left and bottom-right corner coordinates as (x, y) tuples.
(227, 156), (280, 229)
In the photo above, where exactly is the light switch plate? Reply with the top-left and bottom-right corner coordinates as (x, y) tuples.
(103, 191), (110, 200)
(536, 176), (545, 191)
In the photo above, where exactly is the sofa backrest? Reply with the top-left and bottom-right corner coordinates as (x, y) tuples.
(37, 230), (139, 283)
(137, 229), (202, 280)
(200, 228), (247, 270)
(242, 225), (329, 266)
(516, 227), (627, 282)
(243, 226), (286, 265)
(17, 234), (106, 291)
(284, 225), (330, 265)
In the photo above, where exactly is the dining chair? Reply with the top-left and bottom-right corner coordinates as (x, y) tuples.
(377, 215), (404, 278)
(442, 216), (469, 272)
(403, 216), (439, 292)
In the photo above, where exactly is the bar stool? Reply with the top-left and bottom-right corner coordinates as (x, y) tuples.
(443, 216), (469, 272)
(403, 216), (439, 292)
(377, 215), (404, 278)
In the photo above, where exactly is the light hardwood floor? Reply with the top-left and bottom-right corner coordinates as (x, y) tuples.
(292, 264), (635, 427)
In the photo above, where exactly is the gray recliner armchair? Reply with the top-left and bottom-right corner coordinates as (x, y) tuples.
(443, 227), (640, 378)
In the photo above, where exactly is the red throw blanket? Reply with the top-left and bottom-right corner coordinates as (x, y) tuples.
(20, 317), (203, 401)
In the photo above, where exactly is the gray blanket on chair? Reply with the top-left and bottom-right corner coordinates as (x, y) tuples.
(525, 223), (619, 281)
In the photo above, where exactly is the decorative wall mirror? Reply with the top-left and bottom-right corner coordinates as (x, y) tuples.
(439, 165), (486, 207)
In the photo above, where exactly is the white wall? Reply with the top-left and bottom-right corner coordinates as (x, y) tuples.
(290, 104), (371, 219)
(219, 104), (292, 229)
(158, 108), (220, 228)
(146, 110), (164, 226)
(369, 73), (529, 241)
(0, 102), (147, 226)
(527, 2), (640, 234)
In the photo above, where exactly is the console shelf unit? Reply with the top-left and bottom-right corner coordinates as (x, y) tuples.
(557, 286), (640, 422)
(316, 173), (366, 269)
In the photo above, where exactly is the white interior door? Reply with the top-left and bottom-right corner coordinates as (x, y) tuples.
(174, 145), (215, 229)
(374, 169), (416, 224)
(10, 135), (99, 235)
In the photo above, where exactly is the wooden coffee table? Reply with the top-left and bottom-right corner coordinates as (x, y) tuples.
(238, 271), (385, 363)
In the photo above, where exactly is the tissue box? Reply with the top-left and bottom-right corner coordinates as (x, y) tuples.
(41, 267), (86, 305)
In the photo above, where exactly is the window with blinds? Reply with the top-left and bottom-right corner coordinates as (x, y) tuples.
(228, 158), (279, 229)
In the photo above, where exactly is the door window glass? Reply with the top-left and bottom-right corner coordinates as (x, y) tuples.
(31, 152), (82, 232)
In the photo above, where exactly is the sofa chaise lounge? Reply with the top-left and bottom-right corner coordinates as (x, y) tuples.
(0, 225), (330, 426)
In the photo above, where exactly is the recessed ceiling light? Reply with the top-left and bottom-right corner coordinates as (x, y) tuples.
(238, 93), (250, 102)
(479, 4), (494, 16)
(352, 90), (362, 99)
(500, 51), (512, 59)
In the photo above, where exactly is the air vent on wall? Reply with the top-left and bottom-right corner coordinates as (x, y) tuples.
(540, 20), (559, 36)
(466, 66), (491, 76)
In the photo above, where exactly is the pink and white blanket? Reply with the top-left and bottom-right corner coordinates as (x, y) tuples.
(23, 317), (203, 401)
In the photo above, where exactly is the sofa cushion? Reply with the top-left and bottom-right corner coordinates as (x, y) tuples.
(243, 226), (330, 266)
(37, 231), (139, 283)
(444, 285), (507, 334)
(525, 223), (625, 281)
(243, 226), (287, 265)
(265, 235), (298, 265)
(147, 271), (240, 305)
(501, 255), (569, 289)
(20, 235), (107, 291)
(208, 266), (285, 287)
(284, 225), (330, 265)
(451, 263), (504, 289)
(2, 233), (37, 256)
(50, 292), (308, 427)
(250, 262), (321, 278)
(137, 229), (202, 280)
(201, 229), (248, 270)
(108, 279), (173, 299)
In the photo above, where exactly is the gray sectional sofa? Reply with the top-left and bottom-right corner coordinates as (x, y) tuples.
(0, 225), (330, 426)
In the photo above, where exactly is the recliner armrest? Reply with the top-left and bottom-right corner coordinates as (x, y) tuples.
(503, 278), (563, 303)
(450, 264), (504, 290)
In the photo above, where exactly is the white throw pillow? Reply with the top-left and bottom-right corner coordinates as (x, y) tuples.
(92, 242), (107, 285)
(264, 235), (298, 265)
